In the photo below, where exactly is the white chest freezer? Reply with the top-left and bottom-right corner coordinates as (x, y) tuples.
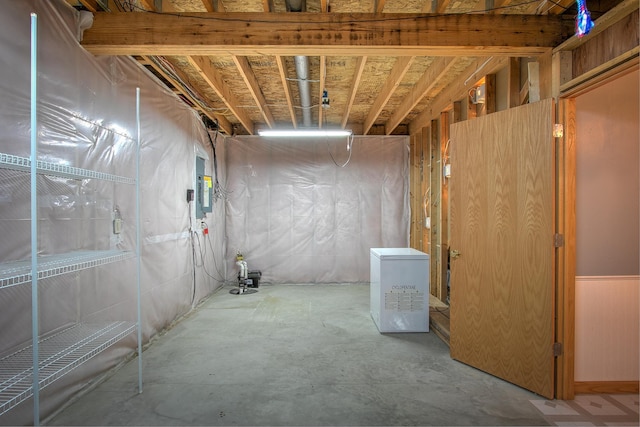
(370, 248), (430, 333)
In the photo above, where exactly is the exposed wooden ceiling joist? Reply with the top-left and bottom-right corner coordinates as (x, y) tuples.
(138, 0), (155, 11)
(341, 56), (367, 129)
(385, 56), (459, 134)
(318, 55), (326, 128)
(188, 56), (256, 134)
(409, 56), (508, 133)
(141, 55), (233, 134)
(81, 12), (573, 57)
(200, 0), (215, 12)
(375, 0), (386, 13)
(363, 56), (415, 134)
(232, 55), (275, 127)
(434, 0), (451, 13)
(276, 55), (298, 128)
(489, 0), (511, 14)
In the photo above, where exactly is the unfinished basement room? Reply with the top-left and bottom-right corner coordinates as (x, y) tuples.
(0, 0), (638, 425)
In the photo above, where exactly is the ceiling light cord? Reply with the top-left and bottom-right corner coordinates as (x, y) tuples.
(326, 134), (353, 168)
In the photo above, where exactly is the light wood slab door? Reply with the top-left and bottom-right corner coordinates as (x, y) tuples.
(449, 99), (555, 399)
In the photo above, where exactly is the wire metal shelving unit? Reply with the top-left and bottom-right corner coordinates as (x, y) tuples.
(0, 14), (143, 425)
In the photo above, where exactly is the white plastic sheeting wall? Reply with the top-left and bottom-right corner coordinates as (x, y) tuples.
(0, 1), (225, 424)
(224, 136), (410, 284)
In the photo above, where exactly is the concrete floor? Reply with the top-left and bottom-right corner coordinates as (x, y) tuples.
(47, 283), (553, 426)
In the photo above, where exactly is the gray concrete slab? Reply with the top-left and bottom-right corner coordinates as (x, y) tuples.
(47, 283), (550, 426)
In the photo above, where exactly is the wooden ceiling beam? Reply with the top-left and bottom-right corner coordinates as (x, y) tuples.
(318, 56), (326, 128)
(341, 56), (367, 129)
(82, 13), (572, 57)
(375, 0), (386, 13)
(200, 0), (216, 12)
(363, 56), (415, 135)
(421, 0), (432, 13)
(232, 55), (275, 128)
(488, 0), (511, 13)
(385, 56), (459, 134)
(408, 56), (508, 134)
(276, 56), (298, 128)
(434, 0), (451, 13)
(140, 55), (233, 134)
(188, 56), (256, 135)
(138, 0), (155, 11)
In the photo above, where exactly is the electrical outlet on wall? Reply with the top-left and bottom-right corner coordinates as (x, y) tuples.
(110, 207), (124, 249)
(113, 218), (122, 234)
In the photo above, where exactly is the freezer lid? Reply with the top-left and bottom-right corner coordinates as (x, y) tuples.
(370, 248), (429, 260)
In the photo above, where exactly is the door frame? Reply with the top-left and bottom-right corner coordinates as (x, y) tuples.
(555, 60), (640, 400)
(555, 98), (576, 400)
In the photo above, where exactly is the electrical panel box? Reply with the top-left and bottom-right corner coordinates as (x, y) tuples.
(195, 156), (212, 218)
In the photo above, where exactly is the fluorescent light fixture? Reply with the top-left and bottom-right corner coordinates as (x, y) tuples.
(258, 129), (352, 137)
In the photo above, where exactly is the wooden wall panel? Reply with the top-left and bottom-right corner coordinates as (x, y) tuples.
(572, 10), (639, 78)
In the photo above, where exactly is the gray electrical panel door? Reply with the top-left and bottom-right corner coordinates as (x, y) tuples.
(196, 156), (212, 218)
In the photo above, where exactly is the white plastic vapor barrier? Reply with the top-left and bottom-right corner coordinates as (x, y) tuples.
(0, 1), (226, 424)
(224, 136), (410, 284)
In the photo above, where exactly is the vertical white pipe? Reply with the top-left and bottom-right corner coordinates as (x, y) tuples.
(30, 12), (40, 426)
(135, 87), (143, 393)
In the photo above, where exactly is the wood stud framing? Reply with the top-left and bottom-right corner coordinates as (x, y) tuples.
(437, 112), (449, 303)
(428, 118), (440, 299)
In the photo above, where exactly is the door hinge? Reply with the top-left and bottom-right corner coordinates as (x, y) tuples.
(553, 342), (563, 357)
(554, 233), (564, 248)
(553, 124), (564, 138)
